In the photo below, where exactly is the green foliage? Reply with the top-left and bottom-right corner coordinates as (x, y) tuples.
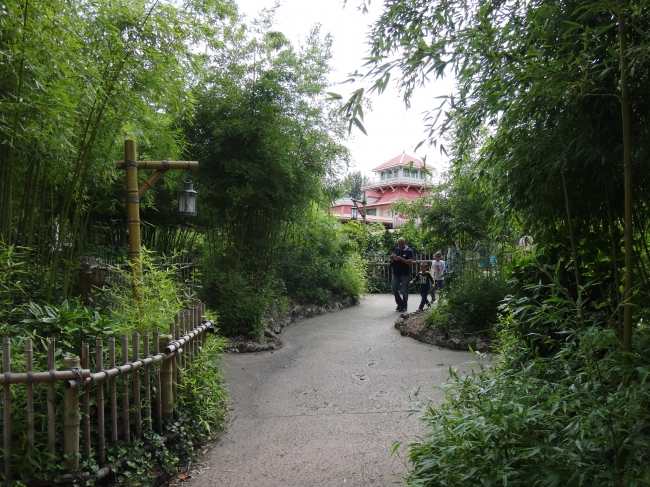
(425, 269), (511, 333)
(279, 212), (367, 306)
(0, 0), (238, 298)
(0, 242), (26, 331)
(188, 20), (353, 335)
(102, 249), (186, 334)
(393, 170), (494, 251)
(200, 269), (282, 338)
(188, 22), (348, 273)
(20, 300), (114, 356)
(176, 334), (228, 439)
(403, 283), (650, 487)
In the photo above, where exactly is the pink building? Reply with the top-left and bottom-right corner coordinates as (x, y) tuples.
(330, 153), (431, 228)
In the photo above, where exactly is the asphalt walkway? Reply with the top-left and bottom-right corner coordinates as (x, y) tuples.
(188, 294), (475, 487)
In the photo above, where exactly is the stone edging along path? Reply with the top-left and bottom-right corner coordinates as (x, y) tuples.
(394, 309), (492, 353)
(227, 296), (357, 353)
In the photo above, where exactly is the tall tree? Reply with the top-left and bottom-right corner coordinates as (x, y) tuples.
(0, 0), (237, 299)
(341, 0), (650, 308)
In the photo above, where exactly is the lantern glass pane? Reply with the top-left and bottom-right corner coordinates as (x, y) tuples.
(178, 182), (198, 216)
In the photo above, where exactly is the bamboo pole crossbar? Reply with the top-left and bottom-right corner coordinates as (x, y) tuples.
(115, 160), (199, 170)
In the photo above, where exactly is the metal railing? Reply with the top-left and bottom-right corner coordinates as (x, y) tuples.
(0, 300), (212, 484)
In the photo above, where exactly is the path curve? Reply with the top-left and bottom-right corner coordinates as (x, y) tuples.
(189, 294), (474, 487)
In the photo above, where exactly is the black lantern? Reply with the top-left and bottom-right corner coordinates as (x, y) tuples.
(351, 206), (358, 220)
(178, 181), (198, 216)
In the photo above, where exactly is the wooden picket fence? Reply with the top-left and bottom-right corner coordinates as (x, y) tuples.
(0, 300), (212, 485)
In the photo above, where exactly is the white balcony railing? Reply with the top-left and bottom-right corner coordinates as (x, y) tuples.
(362, 174), (432, 188)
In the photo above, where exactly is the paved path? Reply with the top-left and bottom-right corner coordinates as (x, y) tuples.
(189, 294), (474, 487)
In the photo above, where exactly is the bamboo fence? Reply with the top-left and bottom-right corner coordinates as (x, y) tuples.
(0, 300), (212, 485)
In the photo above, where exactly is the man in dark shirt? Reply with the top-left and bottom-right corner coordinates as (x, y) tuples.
(390, 237), (414, 311)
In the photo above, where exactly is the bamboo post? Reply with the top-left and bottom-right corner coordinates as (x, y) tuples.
(96, 340), (106, 465)
(202, 302), (208, 345)
(81, 343), (91, 460)
(109, 337), (118, 444)
(124, 140), (143, 302)
(121, 334), (130, 443)
(174, 315), (183, 392)
(3, 338), (12, 480)
(25, 339), (35, 455)
(159, 334), (174, 422)
(179, 313), (187, 373)
(172, 319), (178, 400)
(153, 328), (162, 433)
(143, 330), (151, 431)
(63, 356), (81, 471)
(132, 332), (141, 440)
(192, 302), (199, 350)
(47, 339), (56, 455)
(186, 309), (193, 372)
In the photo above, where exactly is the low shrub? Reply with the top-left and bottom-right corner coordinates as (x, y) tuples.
(367, 275), (392, 293)
(278, 215), (367, 306)
(424, 271), (510, 332)
(199, 269), (279, 338)
(402, 276), (650, 487)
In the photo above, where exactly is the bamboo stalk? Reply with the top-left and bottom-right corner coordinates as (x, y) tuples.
(195, 302), (202, 350)
(153, 328), (162, 433)
(187, 309), (193, 372)
(25, 339), (34, 455)
(132, 333), (141, 440)
(174, 320), (182, 391)
(172, 319), (178, 400)
(81, 343), (91, 460)
(124, 140), (143, 302)
(159, 335), (174, 421)
(142, 330), (151, 431)
(202, 303), (208, 345)
(96, 340), (105, 465)
(3, 338), (12, 480)
(121, 334), (130, 443)
(47, 339), (56, 456)
(180, 312), (187, 373)
(109, 338), (117, 444)
(63, 356), (80, 471)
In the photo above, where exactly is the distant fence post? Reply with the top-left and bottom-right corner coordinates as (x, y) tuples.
(3, 338), (12, 480)
(63, 356), (81, 471)
(159, 335), (174, 421)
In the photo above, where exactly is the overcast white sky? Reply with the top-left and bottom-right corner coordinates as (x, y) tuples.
(235, 0), (455, 180)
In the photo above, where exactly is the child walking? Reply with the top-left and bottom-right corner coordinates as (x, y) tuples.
(431, 251), (445, 301)
(411, 262), (434, 310)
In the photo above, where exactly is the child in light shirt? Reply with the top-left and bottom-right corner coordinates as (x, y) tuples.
(431, 251), (445, 301)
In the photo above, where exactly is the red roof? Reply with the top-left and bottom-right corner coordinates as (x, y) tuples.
(371, 153), (426, 172)
(364, 187), (425, 207)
